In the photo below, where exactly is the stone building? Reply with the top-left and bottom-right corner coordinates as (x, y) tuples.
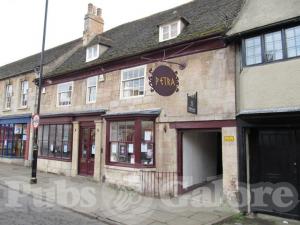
(228, 0), (300, 219)
(35, 0), (244, 202)
(0, 40), (81, 166)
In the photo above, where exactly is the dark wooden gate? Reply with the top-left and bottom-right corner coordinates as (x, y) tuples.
(249, 128), (300, 219)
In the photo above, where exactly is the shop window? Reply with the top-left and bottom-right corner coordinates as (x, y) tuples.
(120, 66), (145, 98)
(0, 124), (27, 158)
(107, 119), (154, 167)
(86, 76), (97, 103)
(38, 124), (72, 160)
(4, 84), (12, 109)
(57, 82), (73, 106)
(20, 80), (29, 107)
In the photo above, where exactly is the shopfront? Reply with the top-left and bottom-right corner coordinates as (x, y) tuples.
(0, 115), (31, 163)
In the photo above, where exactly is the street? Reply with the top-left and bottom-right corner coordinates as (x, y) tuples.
(0, 184), (108, 225)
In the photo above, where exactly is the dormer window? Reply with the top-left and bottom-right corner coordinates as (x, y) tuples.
(86, 44), (99, 62)
(159, 20), (183, 42)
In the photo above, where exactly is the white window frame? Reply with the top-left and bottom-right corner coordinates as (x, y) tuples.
(86, 76), (98, 104)
(86, 44), (100, 62)
(57, 82), (73, 107)
(159, 20), (182, 42)
(20, 80), (29, 107)
(4, 84), (12, 110)
(120, 65), (146, 99)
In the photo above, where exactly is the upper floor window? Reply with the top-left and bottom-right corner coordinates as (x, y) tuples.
(245, 36), (262, 65)
(20, 80), (29, 107)
(86, 45), (99, 62)
(86, 76), (97, 103)
(264, 31), (283, 62)
(57, 82), (73, 106)
(121, 66), (145, 98)
(4, 84), (12, 109)
(286, 25), (300, 58)
(159, 20), (183, 42)
(243, 25), (300, 66)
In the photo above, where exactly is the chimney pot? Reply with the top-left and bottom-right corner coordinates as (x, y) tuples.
(88, 3), (94, 14)
(97, 8), (102, 16)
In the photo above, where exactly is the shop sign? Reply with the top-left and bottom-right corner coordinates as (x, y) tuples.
(32, 114), (40, 129)
(149, 65), (179, 96)
(224, 136), (235, 142)
(187, 92), (197, 114)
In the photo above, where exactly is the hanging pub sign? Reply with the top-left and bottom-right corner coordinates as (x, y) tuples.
(148, 65), (179, 96)
(187, 92), (197, 114)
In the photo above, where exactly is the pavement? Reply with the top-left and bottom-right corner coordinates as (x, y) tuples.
(0, 163), (237, 225)
(0, 185), (106, 225)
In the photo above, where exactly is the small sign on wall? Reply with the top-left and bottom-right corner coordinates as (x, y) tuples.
(187, 92), (197, 114)
(224, 136), (235, 142)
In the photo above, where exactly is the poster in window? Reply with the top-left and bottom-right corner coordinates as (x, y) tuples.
(147, 149), (153, 159)
(111, 143), (118, 154)
(22, 135), (27, 141)
(141, 143), (147, 153)
(50, 144), (54, 152)
(92, 145), (96, 154)
(144, 131), (152, 141)
(119, 144), (126, 156)
(128, 144), (134, 153)
(130, 155), (135, 164)
(4, 140), (7, 146)
(63, 144), (68, 153)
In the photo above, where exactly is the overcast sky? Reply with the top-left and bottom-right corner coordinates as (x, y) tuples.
(0, 0), (192, 67)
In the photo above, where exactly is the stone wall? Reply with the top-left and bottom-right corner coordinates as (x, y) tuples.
(37, 158), (72, 176)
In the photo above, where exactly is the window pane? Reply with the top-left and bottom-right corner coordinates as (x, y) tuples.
(55, 125), (63, 158)
(62, 125), (72, 158)
(264, 31), (283, 62)
(286, 26), (300, 58)
(245, 36), (262, 65)
(49, 125), (56, 157)
(170, 22), (178, 37)
(141, 121), (154, 165)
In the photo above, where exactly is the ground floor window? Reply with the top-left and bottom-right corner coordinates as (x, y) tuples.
(38, 124), (72, 160)
(0, 123), (27, 158)
(107, 118), (154, 167)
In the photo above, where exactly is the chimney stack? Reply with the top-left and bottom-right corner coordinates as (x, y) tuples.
(83, 3), (104, 46)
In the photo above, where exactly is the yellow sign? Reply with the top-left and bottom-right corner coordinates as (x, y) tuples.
(224, 136), (235, 142)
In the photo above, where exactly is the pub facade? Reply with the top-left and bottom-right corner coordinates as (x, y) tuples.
(35, 0), (244, 202)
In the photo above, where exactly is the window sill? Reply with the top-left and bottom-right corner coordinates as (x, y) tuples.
(38, 156), (72, 162)
(2, 109), (11, 112)
(120, 95), (144, 100)
(17, 106), (28, 110)
(105, 163), (155, 171)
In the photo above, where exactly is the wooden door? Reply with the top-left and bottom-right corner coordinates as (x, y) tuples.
(79, 127), (95, 176)
(250, 128), (300, 219)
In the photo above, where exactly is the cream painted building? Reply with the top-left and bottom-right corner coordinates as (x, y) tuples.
(228, 0), (300, 219)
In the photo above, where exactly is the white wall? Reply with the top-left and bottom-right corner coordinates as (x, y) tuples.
(228, 0), (300, 35)
(182, 131), (219, 189)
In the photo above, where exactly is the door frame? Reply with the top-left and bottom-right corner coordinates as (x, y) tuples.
(177, 127), (222, 194)
(78, 122), (95, 176)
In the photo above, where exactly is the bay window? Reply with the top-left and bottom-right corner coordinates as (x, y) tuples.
(38, 124), (72, 160)
(243, 25), (300, 66)
(57, 82), (73, 106)
(121, 66), (145, 98)
(107, 118), (155, 167)
(20, 80), (29, 107)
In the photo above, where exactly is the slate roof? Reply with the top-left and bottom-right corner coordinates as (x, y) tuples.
(46, 0), (244, 78)
(0, 38), (81, 80)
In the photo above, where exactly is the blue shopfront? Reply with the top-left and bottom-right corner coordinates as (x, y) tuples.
(0, 114), (31, 159)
